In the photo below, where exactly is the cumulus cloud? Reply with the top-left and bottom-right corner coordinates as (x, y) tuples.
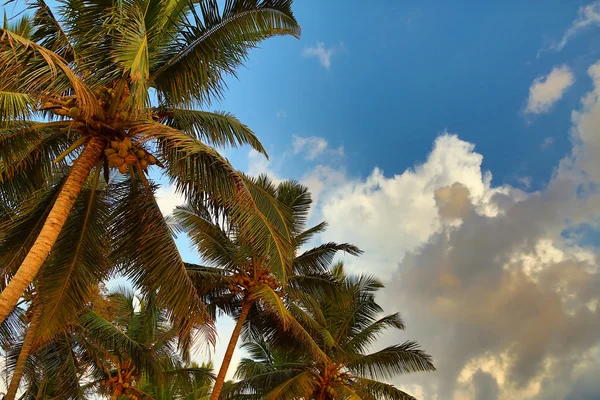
(305, 65), (600, 400)
(303, 42), (336, 69)
(546, 1), (600, 53)
(235, 61), (600, 398)
(155, 185), (185, 216)
(541, 136), (555, 150)
(525, 65), (574, 115)
(292, 134), (344, 160)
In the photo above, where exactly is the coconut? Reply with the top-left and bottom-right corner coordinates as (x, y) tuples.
(68, 107), (79, 118)
(140, 159), (149, 169)
(118, 164), (128, 174)
(136, 149), (146, 159)
(118, 149), (128, 158)
(104, 148), (116, 156)
(147, 155), (157, 165)
(125, 155), (137, 165)
(122, 136), (132, 148)
(110, 141), (120, 150)
(108, 154), (124, 165)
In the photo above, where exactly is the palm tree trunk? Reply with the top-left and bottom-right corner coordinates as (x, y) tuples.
(210, 300), (253, 400)
(0, 137), (105, 324)
(5, 307), (41, 400)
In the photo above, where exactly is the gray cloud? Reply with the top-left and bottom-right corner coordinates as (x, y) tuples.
(472, 370), (499, 400)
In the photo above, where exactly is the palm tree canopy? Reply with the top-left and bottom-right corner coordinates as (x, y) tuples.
(228, 264), (436, 400)
(8, 286), (216, 399)
(0, 0), (300, 342)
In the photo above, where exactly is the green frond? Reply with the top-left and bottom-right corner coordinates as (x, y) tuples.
(151, 0), (300, 106)
(274, 179), (312, 234)
(346, 341), (436, 380)
(156, 108), (267, 155)
(174, 203), (238, 269)
(77, 310), (150, 368)
(109, 176), (214, 348)
(0, 121), (72, 204)
(335, 384), (362, 400)
(110, 2), (151, 108)
(294, 242), (363, 274)
(251, 284), (327, 362)
(35, 166), (111, 342)
(0, 26), (100, 117)
(0, 174), (67, 287)
(264, 370), (317, 400)
(352, 377), (417, 400)
(344, 313), (405, 353)
(0, 91), (37, 123)
(134, 120), (294, 279)
(29, 0), (76, 60)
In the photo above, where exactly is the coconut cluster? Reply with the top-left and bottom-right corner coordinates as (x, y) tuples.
(104, 137), (157, 174)
(228, 268), (280, 296)
(101, 367), (139, 399)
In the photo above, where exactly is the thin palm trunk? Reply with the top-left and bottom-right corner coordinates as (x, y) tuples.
(210, 299), (253, 400)
(0, 137), (105, 324)
(5, 307), (41, 400)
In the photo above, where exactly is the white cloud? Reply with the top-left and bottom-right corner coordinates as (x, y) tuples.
(224, 60), (600, 399)
(303, 42), (335, 69)
(305, 63), (600, 399)
(540, 137), (555, 150)
(546, 1), (600, 53)
(276, 111), (288, 119)
(525, 65), (574, 115)
(292, 134), (344, 160)
(155, 185), (185, 216)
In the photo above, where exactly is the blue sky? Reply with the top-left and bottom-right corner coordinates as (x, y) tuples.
(153, 2), (600, 399)
(208, 1), (599, 190)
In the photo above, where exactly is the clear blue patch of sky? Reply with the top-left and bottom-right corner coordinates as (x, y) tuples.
(211, 0), (600, 192)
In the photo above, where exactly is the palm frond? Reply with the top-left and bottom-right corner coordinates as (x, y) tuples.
(0, 26), (99, 117)
(151, 0), (300, 106)
(0, 91), (37, 123)
(264, 370), (317, 400)
(346, 341), (436, 380)
(352, 377), (417, 400)
(156, 108), (266, 155)
(0, 174), (67, 287)
(35, 166), (111, 342)
(294, 242), (363, 274)
(109, 176), (214, 348)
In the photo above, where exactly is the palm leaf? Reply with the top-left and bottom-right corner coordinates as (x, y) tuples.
(156, 108), (266, 155)
(346, 341), (436, 380)
(35, 166), (111, 342)
(352, 377), (417, 400)
(151, 0), (300, 106)
(109, 176), (214, 347)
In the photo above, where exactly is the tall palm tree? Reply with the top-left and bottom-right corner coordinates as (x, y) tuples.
(8, 286), (216, 399)
(228, 264), (436, 400)
(0, 0), (300, 325)
(174, 177), (362, 400)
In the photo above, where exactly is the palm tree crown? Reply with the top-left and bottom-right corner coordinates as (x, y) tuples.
(174, 176), (362, 399)
(228, 264), (436, 400)
(0, 0), (300, 340)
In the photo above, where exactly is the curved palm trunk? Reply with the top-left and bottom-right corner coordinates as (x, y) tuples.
(5, 307), (41, 400)
(210, 300), (253, 400)
(0, 137), (105, 324)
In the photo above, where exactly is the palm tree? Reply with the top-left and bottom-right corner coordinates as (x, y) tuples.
(0, 0), (300, 326)
(174, 177), (362, 400)
(8, 286), (216, 399)
(228, 264), (436, 400)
